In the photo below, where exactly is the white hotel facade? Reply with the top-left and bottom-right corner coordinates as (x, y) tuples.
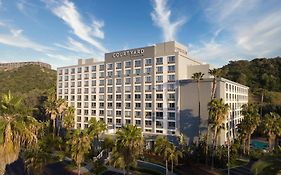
(57, 41), (248, 145)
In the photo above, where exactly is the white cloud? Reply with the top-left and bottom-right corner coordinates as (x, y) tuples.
(0, 28), (51, 52)
(189, 0), (281, 66)
(54, 37), (93, 54)
(151, 0), (186, 41)
(44, 0), (107, 53)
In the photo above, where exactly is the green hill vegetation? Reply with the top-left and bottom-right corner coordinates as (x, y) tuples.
(0, 65), (56, 117)
(220, 57), (281, 105)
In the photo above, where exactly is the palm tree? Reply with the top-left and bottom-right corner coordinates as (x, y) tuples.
(113, 124), (143, 174)
(208, 68), (221, 100)
(237, 120), (248, 154)
(192, 72), (204, 142)
(22, 148), (49, 175)
(261, 112), (281, 152)
(154, 136), (171, 174)
(88, 117), (107, 142)
(67, 129), (92, 175)
(62, 106), (75, 131)
(165, 144), (182, 173)
(0, 92), (40, 175)
(239, 104), (260, 155)
(44, 98), (57, 136)
(208, 98), (229, 168)
(56, 98), (67, 136)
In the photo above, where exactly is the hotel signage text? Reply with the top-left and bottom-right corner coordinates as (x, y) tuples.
(112, 49), (145, 58)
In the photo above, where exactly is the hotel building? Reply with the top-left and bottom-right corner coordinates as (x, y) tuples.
(57, 41), (248, 145)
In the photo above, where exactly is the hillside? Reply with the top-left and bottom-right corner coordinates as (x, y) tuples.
(0, 65), (56, 117)
(220, 57), (281, 105)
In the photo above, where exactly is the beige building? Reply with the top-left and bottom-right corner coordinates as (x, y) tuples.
(57, 41), (248, 145)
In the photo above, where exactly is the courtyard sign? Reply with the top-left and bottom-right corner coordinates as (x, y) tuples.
(112, 49), (144, 58)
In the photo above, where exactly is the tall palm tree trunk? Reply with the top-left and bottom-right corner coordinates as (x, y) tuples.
(247, 134), (251, 155)
(78, 164), (81, 175)
(197, 82), (201, 142)
(171, 160), (174, 173)
(211, 127), (217, 169)
(166, 159), (168, 175)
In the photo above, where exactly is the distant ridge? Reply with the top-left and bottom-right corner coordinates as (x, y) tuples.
(0, 61), (51, 71)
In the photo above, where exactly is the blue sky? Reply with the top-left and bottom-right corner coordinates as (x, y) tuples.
(0, 0), (280, 68)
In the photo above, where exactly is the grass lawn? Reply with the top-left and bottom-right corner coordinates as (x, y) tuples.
(251, 156), (281, 175)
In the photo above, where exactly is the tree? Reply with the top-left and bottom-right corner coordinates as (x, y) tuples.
(55, 98), (67, 136)
(192, 72), (204, 142)
(22, 148), (49, 175)
(67, 129), (92, 175)
(112, 125), (143, 174)
(165, 144), (182, 173)
(63, 106), (75, 131)
(154, 136), (172, 174)
(261, 112), (281, 152)
(0, 92), (40, 175)
(238, 104), (260, 155)
(88, 117), (107, 142)
(209, 68), (221, 100)
(44, 94), (57, 136)
(208, 98), (229, 168)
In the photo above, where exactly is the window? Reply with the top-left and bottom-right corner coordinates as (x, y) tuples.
(99, 79), (104, 86)
(135, 86), (141, 92)
(116, 79), (122, 85)
(91, 66), (96, 71)
(84, 67), (89, 72)
(71, 68), (75, 74)
(156, 94), (163, 100)
(125, 69), (131, 76)
(135, 111), (141, 117)
(168, 103), (175, 110)
(125, 77), (131, 84)
(135, 94), (141, 100)
(107, 71), (113, 77)
(145, 103), (152, 109)
(99, 102), (104, 108)
(168, 65), (175, 72)
(168, 122), (176, 129)
(156, 57), (163, 65)
(157, 103), (163, 110)
(78, 67), (82, 73)
(116, 94), (122, 100)
(156, 66), (163, 73)
(91, 87), (96, 93)
(145, 94), (152, 100)
(116, 103), (122, 108)
(156, 75), (163, 82)
(168, 56), (175, 63)
(91, 73), (96, 79)
(116, 62), (122, 69)
(107, 118), (113, 123)
(156, 85), (163, 91)
(145, 120), (152, 127)
(116, 70), (122, 77)
(135, 77), (142, 84)
(125, 94), (131, 100)
(107, 87), (113, 93)
(135, 120), (141, 126)
(99, 72), (105, 78)
(145, 67), (152, 74)
(107, 63), (113, 70)
(135, 103), (141, 108)
(135, 60), (141, 67)
(116, 111), (122, 116)
(135, 69), (141, 75)
(125, 111), (131, 117)
(107, 102), (113, 108)
(125, 86), (131, 92)
(168, 112), (175, 120)
(145, 76), (152, 83)
(99, 64), (104, 71)
(107, 79), (113, 85)
(99, 87), (104, 93)
(168, 93), (175, 100)
(167, 84), (175, 91)
(64, 69), (69, 74)
(156, 121), (163, 128)
(99, 110), (104, 115)
(145, 85), (152, 91)
(168, 75), (175, 82)
(145, 58), (152, 65)
(125, 61), (131, 68)
(125, 103), (131, 108)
